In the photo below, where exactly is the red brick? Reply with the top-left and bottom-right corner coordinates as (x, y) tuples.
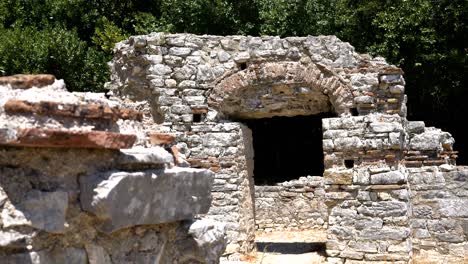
(149, 133), (176, 145)
(4, 100), (142, 121)
(0, 74), (55, 89)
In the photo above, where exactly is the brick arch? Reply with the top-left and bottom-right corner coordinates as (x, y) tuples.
(209, 62), (354, 118)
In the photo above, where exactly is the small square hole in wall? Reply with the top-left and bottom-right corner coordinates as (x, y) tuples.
(193, 113), (203, 123)
(344, 159), (354, 169)
(350, 108), (359, 116)
(238, 62), (247, 70)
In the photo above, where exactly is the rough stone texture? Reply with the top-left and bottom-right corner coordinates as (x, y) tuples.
(0, 76), (227, 263)
(80, 168), (213, 232)
(0, 74), (55, 89)
(107, 32), (467, 262)
(1, 128), (136, 149)
(4, 99), (142, 121)
(255, 176), (327, 232)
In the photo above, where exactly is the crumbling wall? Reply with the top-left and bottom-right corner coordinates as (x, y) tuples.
(0, 75), (227, 264)
(107, 32), (467, 262)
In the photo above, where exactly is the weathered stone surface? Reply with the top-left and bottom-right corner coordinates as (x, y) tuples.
(1, 190), (68, 233)
(116, 146), (174, 167)
(4, 99), (143, 121)
(370, 171), (406, 185)
(187, 219), (228, 264)
(0, 230), (28, 248)
(324, 169), (353, 185)
(0, 128), (136, 149)
(438, 199), (468, 217)
(2, 248), (87, 264)
(149, 132), (176, 145)
(79, 167), (213, 232)
(357, 201), (408, 217)
(0, 74), (55, 89)
(85, 244), (112, 264)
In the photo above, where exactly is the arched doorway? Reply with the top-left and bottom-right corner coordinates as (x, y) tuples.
(209, 61), (353, 253)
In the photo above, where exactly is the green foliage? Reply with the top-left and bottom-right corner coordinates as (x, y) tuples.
(0, 2), (466, 162)
(92, 17), (128, 53)
(0, 26), (108, 92)
(257, 0), (338, 36)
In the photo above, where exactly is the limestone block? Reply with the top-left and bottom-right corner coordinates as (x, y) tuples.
(438, 199), (468, 217)
(187, 219), (228, 264)
(148, 64), (172, 75)
(357, 201), (408, 217)
(324, 169), (353, 185)
(233, 52), (250, 63)
(116, 146), (174, 168)
(1, 190), (68, 233)
(333, 137), (363, 151)
(354, 96), (374, 105)
(2, 248), (87, 264)
(369, 122), (401, 133)
(407, 121), (425, 134)
(80, 168), (213, 233)
(360, 227), (410, 241)
(218, 51), (231, 62)
(169, 47), (192, 56)
(0, 230), (28, 248)
(370, 171), (407, 185)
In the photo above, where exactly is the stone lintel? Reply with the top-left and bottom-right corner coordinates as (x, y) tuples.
(4, 99), (143, 121)
(0, 128), (136, 149)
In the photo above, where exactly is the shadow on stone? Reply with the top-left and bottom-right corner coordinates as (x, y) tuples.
(256, 242), (326, 255)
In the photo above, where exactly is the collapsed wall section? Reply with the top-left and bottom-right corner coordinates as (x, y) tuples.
(0, 75), (227, 264)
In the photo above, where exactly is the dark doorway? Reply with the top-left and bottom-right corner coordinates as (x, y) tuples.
(243, 113), (334, 185)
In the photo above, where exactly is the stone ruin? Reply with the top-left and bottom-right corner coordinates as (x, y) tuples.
(0, 33), (467, 264)
(107, 33), (467, 263)
(0, 74), (227, 263)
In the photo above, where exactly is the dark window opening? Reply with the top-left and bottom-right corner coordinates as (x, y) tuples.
(344, 159), (354, 169)
(243, 113), (334, 185)
(351, 107), (359, 116)
(238, 62), (247, 70)
(193, 113), (203, 122)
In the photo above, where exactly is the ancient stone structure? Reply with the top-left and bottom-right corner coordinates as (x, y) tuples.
(108, 32), (467, 263)
(0, 75), (227, 263)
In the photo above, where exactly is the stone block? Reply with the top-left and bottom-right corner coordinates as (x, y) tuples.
(370, 171), (407, 185)
(187, 219), (228, 263)
(4, 99), (142, 121)
(80, 168), (213, 233)
(357, 201), (407, 217)
(0, 128), (136, 149)
(116, 146), (174, 167)
(360, 227), (410, 241)
(0, 230), (28, 248)
(149, 133), (176, 145)
(407, 121), (425, 134)
(324, 169), (353, 185)
(2, 248), (87, 264)
(2, 190), (68, 233)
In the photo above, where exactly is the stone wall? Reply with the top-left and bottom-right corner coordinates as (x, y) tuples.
(255, 176), (327, 232)
(409, 167), (468, 263)
(0, 75), (227, 264)
(107, 32), (467, 262)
